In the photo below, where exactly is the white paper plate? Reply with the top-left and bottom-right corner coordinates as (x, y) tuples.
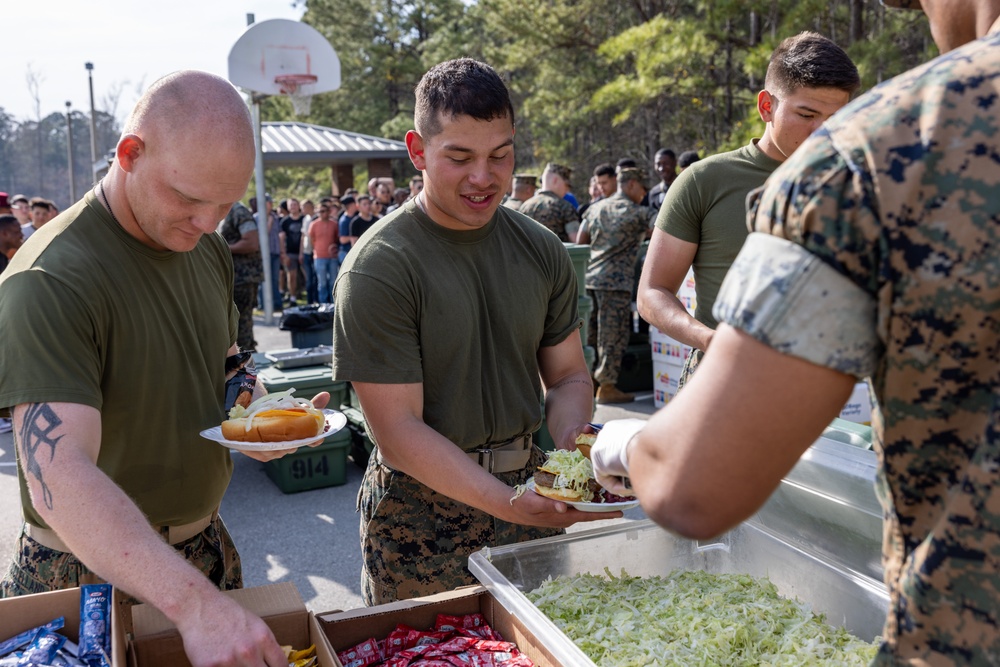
(200, 409), (348, 452)
(526, 478), (639, 513)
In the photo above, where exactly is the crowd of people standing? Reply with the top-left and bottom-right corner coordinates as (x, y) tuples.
(3, 5), (999, 663)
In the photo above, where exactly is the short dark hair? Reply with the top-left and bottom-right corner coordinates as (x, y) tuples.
(655, 149), (676, 161)
(357, 194), (372, 203)
(616, 158), (637, 170)
(29, 197), (51, 211)
(593, 163), (615, 178)
(340, 195), (356, 206)
(765, 31), (860, 96)
(0, 214), (18, 229)
(414, 58), (515, 138)
(678, 151), (701, 169)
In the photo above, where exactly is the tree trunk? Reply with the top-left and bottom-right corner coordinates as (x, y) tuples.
(850, 0), (864, 44)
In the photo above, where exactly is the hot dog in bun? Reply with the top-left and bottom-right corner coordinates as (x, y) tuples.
(221, 389), (325, 442)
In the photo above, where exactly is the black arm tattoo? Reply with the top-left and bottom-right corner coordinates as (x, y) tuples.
(17, 403), (64, 511)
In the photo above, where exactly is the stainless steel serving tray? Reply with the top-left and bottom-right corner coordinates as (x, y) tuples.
(468, 430), (889, 667)
(264, 346), (333, 369)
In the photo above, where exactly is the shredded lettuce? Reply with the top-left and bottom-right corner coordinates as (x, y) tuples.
(541, 449), (596, 501)
(526, 569), (879, 666)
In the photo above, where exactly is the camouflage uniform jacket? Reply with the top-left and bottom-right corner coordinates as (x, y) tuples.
(502, 197), (524, 212)
(581, 192), (654, 292)
(714, 32), (1000, 665)
(519, 190), (578, 241)
(218, 201), (263, 286)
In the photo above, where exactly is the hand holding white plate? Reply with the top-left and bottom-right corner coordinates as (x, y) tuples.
(526, 478), (640, 513)
(200, 409), (348, 452)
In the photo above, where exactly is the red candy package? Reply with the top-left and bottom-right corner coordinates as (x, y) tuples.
(337, 637), (384, 667)
(338, 616), (533, 666)
(434, 613), (486, 632)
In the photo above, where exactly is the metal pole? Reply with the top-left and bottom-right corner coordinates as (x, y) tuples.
(86, 62), (98, 182)
(65, 102), (77, 202)
(252, 98), (274, 324)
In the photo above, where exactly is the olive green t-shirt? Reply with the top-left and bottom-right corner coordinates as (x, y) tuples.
(656, 139), (782, 330)
(332, 200), (580, 448)
(0, 190), (238, 528)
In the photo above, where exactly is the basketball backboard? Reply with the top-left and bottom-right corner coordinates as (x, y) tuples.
(228, 18), (341, 96)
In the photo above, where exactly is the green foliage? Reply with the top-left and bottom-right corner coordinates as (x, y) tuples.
(2, 0), (938, 204)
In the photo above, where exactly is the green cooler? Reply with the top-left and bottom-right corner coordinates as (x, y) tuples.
(564, 243), (590, 298)
(342, 406), (374, 469)
(264, 426), (352, 493)
(257, 364), (347, 409)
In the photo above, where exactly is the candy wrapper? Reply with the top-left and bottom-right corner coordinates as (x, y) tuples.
(78, 584), (112, 667)
(337, 614), (533, 667)
(224, 352), (257, 412)
(0, 618), (65, 657)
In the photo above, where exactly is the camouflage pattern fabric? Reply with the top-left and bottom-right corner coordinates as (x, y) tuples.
(0, 517), (242, 606)
(676, 348), (704, 391)
(581, 192), (655, 293)
(519, 190), (578, 242)
(218, 201), (263, 285)
(589, 289), (633, 386)
(233, 282), (259, 351)
(358, 446), (562, 605)
(717, 32), (1000, 665)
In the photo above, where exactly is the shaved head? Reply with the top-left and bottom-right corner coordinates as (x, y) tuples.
(107, 70), (257, 252)
(124, 70), (254, 159)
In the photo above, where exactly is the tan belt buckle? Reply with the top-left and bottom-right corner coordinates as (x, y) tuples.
(472, 448), (495, 473)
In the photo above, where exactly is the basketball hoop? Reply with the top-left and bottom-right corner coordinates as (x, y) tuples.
(275, 73), (318, 116)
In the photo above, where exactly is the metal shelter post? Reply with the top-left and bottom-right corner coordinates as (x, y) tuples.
(252, 100), (275, 325)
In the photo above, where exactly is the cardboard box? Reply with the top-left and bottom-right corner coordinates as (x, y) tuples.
(0, 586), (127, 665)
(649, 327), (692, 364)
(676, 268), (697, 317)
(317, 586), (563, 667)
(652, 357), (684, 408)
(121, 582), (335, 667)
(839, 381), (873, 425)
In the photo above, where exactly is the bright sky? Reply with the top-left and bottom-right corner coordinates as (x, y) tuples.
(3, 0), (307, 124)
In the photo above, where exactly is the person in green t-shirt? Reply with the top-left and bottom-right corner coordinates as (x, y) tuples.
(332, 58), (621, 605)
(0, 71), (328, 667)
(637, 31), (860, 387)
(593, 2), (1000, 661)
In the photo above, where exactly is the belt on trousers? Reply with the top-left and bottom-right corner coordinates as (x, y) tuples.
(375, 434), (533, 474)
(23, 509), (219, 553)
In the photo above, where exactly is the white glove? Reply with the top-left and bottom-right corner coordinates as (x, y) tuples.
(591, 418), (646, 497)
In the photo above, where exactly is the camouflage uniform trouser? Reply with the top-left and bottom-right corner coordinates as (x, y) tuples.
(589, 289), (633, 386)
(677, 348), (705, 391)
(358, 446), (562, 605)
(0, 516), (242, 606)
(234, 281), (261, 351)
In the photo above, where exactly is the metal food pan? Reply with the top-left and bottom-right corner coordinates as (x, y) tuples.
(469, 518), (889, 667)
(264, 346), (333, 369)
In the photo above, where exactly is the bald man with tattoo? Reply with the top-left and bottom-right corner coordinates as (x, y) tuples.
(0, 71), (328, 667)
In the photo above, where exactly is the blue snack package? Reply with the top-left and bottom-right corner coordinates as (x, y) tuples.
(16, 628), (66, 666)
(0, 618), (65, 657)
(78, 584), (111, 666)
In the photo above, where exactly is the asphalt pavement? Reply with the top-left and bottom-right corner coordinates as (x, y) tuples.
(0, 314), (655, 616)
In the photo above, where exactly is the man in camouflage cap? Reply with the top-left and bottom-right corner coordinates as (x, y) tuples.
(519, 162), (579, 241)
(502, 173), (537, 211)
(576, 168), (655, 404)
(592, 1), (1000, 664)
